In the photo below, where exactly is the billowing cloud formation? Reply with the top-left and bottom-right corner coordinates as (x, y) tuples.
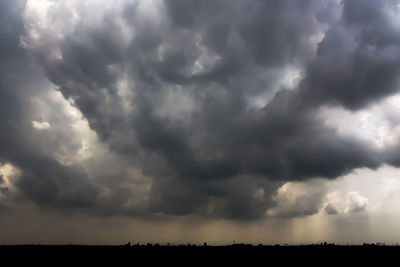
(0, 0), (99, 209)
(2, 0), (400, 221)
(300, 0), (400, 110)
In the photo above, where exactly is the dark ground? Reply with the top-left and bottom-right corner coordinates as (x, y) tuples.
(1, 244), (398, 264)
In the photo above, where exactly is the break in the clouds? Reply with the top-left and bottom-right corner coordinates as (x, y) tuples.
(3, 0), (400, 243)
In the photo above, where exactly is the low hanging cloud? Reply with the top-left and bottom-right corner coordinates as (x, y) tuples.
(1, 0), (400, 221)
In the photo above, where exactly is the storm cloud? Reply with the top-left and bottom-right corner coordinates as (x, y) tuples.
(0, 0), (100, 209)
(2, 0), (400, 223)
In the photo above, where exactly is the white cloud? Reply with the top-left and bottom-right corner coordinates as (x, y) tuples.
(317, 93), (400, 150)
(29, 88), (97, 165)
(328, 165), (400, 215)
(265, 165), (400, 218)
(345, 191), (368, 214)
(0, 163), (21, 200)
(0, 163), (18, 186)
(31, 120), (51, 130)
(266, 180), (327, 218)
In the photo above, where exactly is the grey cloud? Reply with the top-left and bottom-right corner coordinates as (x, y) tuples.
(384, 148), (400, 168)
(149, 174), (282, 219)
(212, 177), (282, 220)
(3, 0), (400, 220)
(148, 176), (209, 216)
(325, 203), (339, 215)
(0, 0), (100, 210)
(300, 0), (400, 110)
(31, 0), (391, 219)
(164, 0), (322, 67)
(0, 187), (9, 195)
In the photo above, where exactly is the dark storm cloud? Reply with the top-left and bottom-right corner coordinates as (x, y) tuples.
(148, 174), (282, 219)
(38, 0), (336, 218)
(5, 0), (400, 219)
(300, 0), (400, 110)
(33, 0), (396, 219)
(0, 0), (99, 209)
(164, 0), (321, 67)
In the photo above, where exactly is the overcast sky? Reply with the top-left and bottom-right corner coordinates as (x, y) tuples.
(2, 0), (400, 245)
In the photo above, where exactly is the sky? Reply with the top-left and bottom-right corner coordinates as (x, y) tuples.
(2, 0), (400, 245)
